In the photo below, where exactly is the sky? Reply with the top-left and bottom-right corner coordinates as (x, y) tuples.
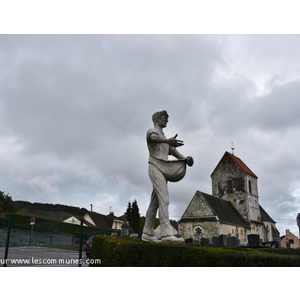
(1, 34), (300, 238)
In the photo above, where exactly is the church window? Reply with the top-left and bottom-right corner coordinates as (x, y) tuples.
(248, 180), (252, 194)
(227, 180), (233, 193)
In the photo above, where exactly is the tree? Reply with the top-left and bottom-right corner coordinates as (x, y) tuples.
(0, 191), (18, 214)
(125, 200), (141, 235)
(125, 202), (132, 222)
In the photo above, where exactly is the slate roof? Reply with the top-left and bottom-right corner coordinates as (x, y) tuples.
(180, 191), (250, 228)
(211, 151), (258, 179)
(85, 211), (124, 230)
(259, 205), (276, 223)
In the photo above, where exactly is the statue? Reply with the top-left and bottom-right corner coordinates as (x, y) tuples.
(142, 110), (194, 243)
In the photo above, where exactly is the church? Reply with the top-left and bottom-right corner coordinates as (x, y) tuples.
(178, 151), (280, 245)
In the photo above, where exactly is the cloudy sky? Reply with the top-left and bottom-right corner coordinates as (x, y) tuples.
(1, 34), (300, 237)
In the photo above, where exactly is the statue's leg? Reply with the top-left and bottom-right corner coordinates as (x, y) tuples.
(148, 164), (173, 238)
(142, 188), (159, 237)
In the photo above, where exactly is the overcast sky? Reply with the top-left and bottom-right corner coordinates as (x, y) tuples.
(1, 34), (300, 237)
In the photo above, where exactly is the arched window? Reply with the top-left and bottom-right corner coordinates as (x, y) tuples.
(227, 179), (233, 193)
(248, 180), (252, 194)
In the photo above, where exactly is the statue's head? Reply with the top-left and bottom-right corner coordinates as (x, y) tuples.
(152, 110), (169, 125)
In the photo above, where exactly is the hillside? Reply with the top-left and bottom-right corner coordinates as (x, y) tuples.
(14, 200), (89, 222)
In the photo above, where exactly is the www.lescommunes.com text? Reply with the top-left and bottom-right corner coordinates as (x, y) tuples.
(1, 257), (101, 265)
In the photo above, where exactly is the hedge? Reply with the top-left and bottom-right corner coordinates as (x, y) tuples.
(89, 235), (300, 267)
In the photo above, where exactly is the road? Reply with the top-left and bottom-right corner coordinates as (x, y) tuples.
(0, 246), (99, 267)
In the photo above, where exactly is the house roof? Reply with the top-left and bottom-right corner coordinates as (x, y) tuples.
(85, 211), (124, 230)
(180, 191), (250, 228)
(211, 151), (258, 179)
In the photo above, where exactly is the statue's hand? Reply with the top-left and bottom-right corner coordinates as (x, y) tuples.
(167, 134), (184, 147)
(186, 156), (194, 167)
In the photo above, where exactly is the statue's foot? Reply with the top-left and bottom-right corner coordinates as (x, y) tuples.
(142, 233), (161, 243)
(161, 235), (185, 243)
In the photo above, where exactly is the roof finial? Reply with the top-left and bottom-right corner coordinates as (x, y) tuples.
(231, 142), (235, 155)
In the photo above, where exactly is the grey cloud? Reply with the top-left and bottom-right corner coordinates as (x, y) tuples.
(1, 35), (300, 237)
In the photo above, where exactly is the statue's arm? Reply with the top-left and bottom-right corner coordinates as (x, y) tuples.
(149, 133), (184, 148)
(169, 147), (186, 160)
(169, 147), (194, 166)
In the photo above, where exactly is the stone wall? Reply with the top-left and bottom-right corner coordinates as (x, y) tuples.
(178, 221), (221, 240)
(212, 156), (251, 222)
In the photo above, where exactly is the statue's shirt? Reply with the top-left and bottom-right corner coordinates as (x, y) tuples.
(147, 128), (187, 182)
(147, 128), (172, 160)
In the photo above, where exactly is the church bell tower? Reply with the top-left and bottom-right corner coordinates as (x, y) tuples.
(211, 151), (261, 223)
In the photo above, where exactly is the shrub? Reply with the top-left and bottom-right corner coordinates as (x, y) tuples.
(89, 236), (300, 267)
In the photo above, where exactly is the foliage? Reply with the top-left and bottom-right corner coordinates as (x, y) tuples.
(15, 200), (88, 220)
(0, 191), (18, 214)
(125, 202), (132, 221)
(125, 200), (141, 235)
(90, 235), (300, 267)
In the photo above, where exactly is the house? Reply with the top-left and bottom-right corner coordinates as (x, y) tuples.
(154, 220), (179, 239)
(280, 229), (300, 248)
(178, 151), (280, 245)
(62, 211), (126, 234)
(63, 216), (87, 226)
(83, 211), (124, 232)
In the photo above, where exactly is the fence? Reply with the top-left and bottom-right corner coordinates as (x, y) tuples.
(0, 213), (118, 267)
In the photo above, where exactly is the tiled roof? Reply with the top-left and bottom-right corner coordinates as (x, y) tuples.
(211, 151), (258, 179)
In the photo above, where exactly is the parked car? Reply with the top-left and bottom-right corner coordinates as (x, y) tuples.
(85, 236), (93, 257)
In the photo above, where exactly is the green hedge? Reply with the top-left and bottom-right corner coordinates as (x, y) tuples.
(89, 235), (300, 267)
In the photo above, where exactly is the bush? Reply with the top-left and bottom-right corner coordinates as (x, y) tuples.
(89, 235), (300, 267)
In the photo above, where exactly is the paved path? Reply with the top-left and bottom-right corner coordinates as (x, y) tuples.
(0, 246), (99, 267)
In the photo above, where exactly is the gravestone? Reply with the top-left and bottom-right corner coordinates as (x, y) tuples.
(270, 240), (279, 248)
(212, 236), (219, 246)
(185, 238), (193, 244)
(219, 234), (228, 246)
(226, 236), (240, 247)
(121, 223), (129, 236)
(247, 234), (260, 246)
(201, 238), (209, 247)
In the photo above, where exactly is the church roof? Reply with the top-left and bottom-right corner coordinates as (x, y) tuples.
(211, 151), (258, 179)
(259, 205), (276, 223)
(180, 191), (250, 228)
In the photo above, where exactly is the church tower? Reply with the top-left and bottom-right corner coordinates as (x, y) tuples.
(211, 151), (261, 223)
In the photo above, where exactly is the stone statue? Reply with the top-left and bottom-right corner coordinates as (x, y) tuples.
(142, 110), (194, 243)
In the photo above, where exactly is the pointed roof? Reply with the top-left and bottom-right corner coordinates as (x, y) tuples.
(211, 151), (258, 179)
(180, 191), (250, 228)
